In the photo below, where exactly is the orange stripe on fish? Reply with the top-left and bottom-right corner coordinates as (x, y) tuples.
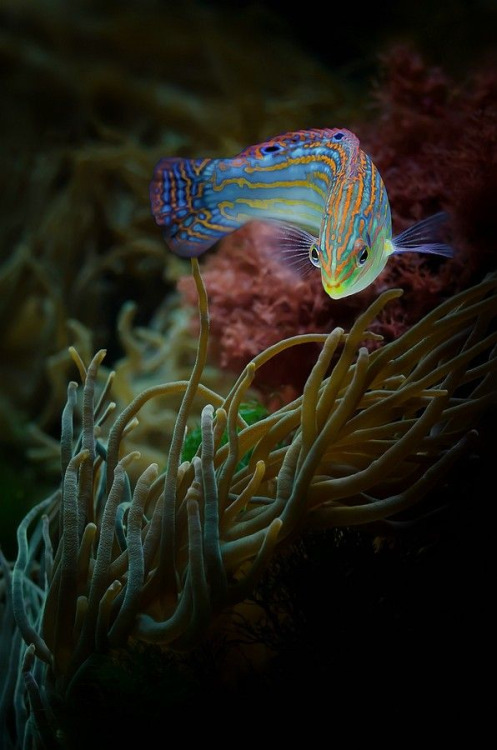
(150, 128), (453, 298)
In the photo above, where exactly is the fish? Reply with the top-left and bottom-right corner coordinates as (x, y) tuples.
(150, 128), (453, 299)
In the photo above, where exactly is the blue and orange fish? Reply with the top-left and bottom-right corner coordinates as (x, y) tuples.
(150, 128), (453, 299)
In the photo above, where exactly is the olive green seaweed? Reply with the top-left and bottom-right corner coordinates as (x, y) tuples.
(1, 261), (497, 748)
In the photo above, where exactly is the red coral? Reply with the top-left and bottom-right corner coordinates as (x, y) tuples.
(178, 45), (497, 404)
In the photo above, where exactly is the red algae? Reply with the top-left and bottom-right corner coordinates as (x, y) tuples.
(362, 43), (497, 277)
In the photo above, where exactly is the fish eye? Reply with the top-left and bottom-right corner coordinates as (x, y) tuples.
(357, 246), (369, 266)
(261, 144), (282, 154)
(332, 132), (344, 141)
(309, 244), (321, 267)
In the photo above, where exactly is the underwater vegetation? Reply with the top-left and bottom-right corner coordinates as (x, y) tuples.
(1, 258), (496, 746)
(1, 1), (496, 458)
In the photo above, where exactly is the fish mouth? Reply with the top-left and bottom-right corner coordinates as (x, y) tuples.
(323, 280), (349, 300)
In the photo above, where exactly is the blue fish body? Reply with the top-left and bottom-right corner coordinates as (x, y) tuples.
(150, 128), (453, 298)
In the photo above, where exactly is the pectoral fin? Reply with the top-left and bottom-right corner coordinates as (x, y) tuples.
(391, 212), (454, 258)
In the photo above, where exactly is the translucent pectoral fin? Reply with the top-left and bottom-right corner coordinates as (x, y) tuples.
(391, 212), (454, 258)
(264, 220), (319, 279)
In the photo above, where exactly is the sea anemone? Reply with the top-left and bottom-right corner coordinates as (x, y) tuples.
(1, 260), (496, 746)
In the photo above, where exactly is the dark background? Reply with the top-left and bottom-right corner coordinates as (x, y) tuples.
(0, 0), (494, 735)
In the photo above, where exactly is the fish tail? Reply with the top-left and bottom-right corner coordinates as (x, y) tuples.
(391, 211), (454, 258)
(150, 157), (220, 257)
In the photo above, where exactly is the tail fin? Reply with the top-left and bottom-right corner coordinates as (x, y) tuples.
(150, 157), (219, 257)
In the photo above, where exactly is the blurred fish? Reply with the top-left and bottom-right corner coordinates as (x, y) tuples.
(150, 128), (453, 299)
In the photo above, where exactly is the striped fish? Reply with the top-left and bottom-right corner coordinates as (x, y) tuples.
(150, 128), (453, 299)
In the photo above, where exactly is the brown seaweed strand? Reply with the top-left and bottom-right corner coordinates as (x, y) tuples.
(367, 277), (497, 383)
(173, 459), (203, 574)
(60, 381), (78, 497)
(73, 597), (89, 650)
(94, 370), (115, 422)
(212, 407), (228, 452)
(375, 290), (496, 387)
(156, 257), (209, 605)
(316, 290), (402, 430)
(388, 326), (466, 389)
(105, 382), (223, 495)
(53, 449), (89, 675)
(173, 497), (211, 648)
(226, 517), (283, 604)
(315, 391), (450, 503)
(246, 410), (300, 471)
(221, 522), (278, 569)
(11, 499), (53, 665)
(222, 332), (332, 413)
(59, 381), (78, 543)
(41, 514), (54, 584)
(21, 645), (56, 750)
(108, 463), (158, 646)
(222, 459), (266, 530)
(461, 293), (497, 398)
(200, 404), (227, 608)
(344, 328), (497, 441)
(95, 581), (122, 652)
(311, 431), (476, 525)
(132, 575), (193, 644)
(78, 350), (106, 533)
(462, 341), (497, 398)
(436, 295), (497, 435)
(71, 457), (133, 666)
(217, 362), (256, 513)
(300, 327), (343, 468)
(223, 502), (279, 544)
(275, 435), (302, 509)
(281, 347), (371, 533)
(76, 522), (96, 595)
(409, 331), (497, 395)
(68, 346), (87, 383)
(0, 547), (15, 707)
